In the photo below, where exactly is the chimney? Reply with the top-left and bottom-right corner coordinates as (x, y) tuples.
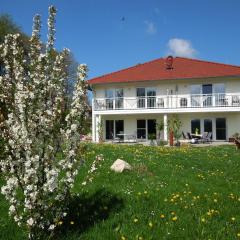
(165, 56), (173, 70)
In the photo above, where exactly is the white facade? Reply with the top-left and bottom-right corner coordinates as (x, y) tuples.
(91, 76), (240, 142)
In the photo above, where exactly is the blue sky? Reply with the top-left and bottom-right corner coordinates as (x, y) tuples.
(1, 0), (240, 79)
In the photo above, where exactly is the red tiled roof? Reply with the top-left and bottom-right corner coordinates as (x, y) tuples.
(88, 57), (240, 85)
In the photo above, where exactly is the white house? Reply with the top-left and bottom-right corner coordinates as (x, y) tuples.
(88, 56), (240, 142)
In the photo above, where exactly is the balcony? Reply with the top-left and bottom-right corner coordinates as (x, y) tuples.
(93, 93), (240, 111)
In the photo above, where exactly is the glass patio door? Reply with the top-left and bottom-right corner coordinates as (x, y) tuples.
(137, 88), (156, 108)
(202, 84), (212, 107)
(216, 118), (226, 140)
(147, 88), (156, 108)
(106, 120), (114, 139)
(105, 90), (114, 109)
(137, 88), (145, 108)
(115, 120), (124, 140)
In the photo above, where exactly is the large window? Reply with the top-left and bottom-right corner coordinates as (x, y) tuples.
(202, 84), (213, 107)
(115, 89), (124, 109)
(137, 120), (146, 139)
(106, 120), (114, 139)
(136, 88), (156, 108)
(191, 85), (201, 107)
(214, 84), (226, 106)
(216, 118), (226, 140)
(105, 89), (123, 109)
(191, 119), (201, 134)
(115, 120), (124, 140)
(137, 119), (156, 139)
(105, 120), (124, 140)
(147, 119), (156, 139)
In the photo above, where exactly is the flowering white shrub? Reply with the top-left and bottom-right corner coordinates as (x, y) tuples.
(0, 6), (89, 239)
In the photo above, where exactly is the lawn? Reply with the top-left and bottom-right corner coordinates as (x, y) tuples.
(0, 144), (240, 239)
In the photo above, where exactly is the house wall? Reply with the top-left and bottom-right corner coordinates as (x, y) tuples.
(93, 77), (240, 98)
(100, 112), (240, 141)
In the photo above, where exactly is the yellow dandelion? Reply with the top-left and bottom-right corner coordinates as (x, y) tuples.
(121, 236), (126, 240)
(144, 190), (148, 194)
(171, 211), (175, 215)
(148, 221), (153, 228)
(133, 218), (138, 223)
(237, 233), (240, 238)
(160, 214), (165, 219)
(231, 217), (236, 221)
(213, 199), (218, 203)
(58, 221), (63, 225)
(172, 216), (178, 221)
(201, 218), (206, 223)
(70, 221), (74, 225)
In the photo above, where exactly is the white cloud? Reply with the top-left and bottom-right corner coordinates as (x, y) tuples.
(144, 20), (157, 35)
(167, 38), (197, 58)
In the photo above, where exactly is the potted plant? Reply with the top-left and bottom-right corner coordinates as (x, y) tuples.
(229, 132), (240, 142)
(148, 133), (156, 146)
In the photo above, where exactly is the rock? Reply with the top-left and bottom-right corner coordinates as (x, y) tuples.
(110, 159), (132, 173)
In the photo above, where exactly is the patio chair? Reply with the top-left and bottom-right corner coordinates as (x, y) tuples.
(207, 132), (212, 143)
(187, 132), (198, 144)
(200, 132), (208, 143)
(182, 131), (188, 140)
(234, 138), (240, 150)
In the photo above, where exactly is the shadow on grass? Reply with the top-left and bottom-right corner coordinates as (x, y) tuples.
(55, 189), (124, 238)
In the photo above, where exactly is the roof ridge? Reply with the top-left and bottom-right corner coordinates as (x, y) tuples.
(88, 57), (165, 81)
(175, 56), (240, 69)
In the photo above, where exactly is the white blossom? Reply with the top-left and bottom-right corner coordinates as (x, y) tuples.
(0, 5), (90, 239)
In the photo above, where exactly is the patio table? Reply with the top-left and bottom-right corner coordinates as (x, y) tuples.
(116, 134), (136, 143)
(190, 133), (202, 139)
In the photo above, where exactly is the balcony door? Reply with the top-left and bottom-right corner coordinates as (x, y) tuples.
(202, 84), (212, 107)
(214, 83), (226, 106)
(105, 89), (123, 109)
(137, 88), (156, 108)
(190, 84), (213, 107)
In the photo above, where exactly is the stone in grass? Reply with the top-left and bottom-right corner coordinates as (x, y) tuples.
(110, 159), (132, 173)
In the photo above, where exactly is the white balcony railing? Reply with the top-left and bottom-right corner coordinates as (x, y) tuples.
(94, 93), (240, 111)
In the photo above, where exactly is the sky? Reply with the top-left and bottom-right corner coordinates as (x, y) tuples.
(1, 0), (240, 80)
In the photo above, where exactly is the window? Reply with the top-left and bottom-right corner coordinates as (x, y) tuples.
(216, 118), (226, 140)
(105, 89), (114, 109)
(204, 119), (212, 139)
(214, 84), (226, 106)
(105, 120), (124, 140)
(106, 120), (114, 139)
(202, 84), (213, 107)
(115, 89), (124, 109)
(136, 88), (156, 108)
(191, 119), (201, 134)
(214, 83), (225, 94)
(147, 119), (156, 139)
(105, 89), (124, 109)
(137, 120), (146, 139)
(115, 120), (124, 140)
(137, 119), (156, 139)
(191, 85), (201, 107)
(191, 85), (201, 95)
(137, 88), (146, 108)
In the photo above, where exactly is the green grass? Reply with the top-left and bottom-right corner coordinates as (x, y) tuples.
(1, 144), (240, 239)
